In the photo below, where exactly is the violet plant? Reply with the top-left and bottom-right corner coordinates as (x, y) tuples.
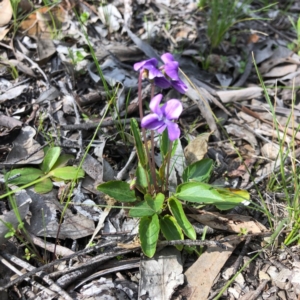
(97, 53), (249, 257)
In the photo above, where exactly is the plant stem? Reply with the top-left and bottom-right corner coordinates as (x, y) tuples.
(150, 130), (158, 192)
(165, 141), (173, 192)
(0, 174), (51, 199)
(138, 72), (154, 194)
(149, 83), (158, 192)
(138, 72), (144, 120)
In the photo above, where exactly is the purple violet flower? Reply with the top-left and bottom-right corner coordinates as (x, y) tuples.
(161, 53), (188, 94)
(141, 94), (182, 141)
(133, 53), (188, 93)
(133, 58), (171, 88)
(134, 58), (160, 79)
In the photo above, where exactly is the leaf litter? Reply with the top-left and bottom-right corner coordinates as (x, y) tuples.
(1, 0), (300, 299)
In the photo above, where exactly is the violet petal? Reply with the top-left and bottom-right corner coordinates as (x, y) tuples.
(161, 99), (183, 120)
(161, 53), (175, 64)
(141, 114), (163, 130)
(164, 61), (180, 81)
(147, 66), (164, 80)
(149, 94), (163, 117)
(154, 77), (171, 89)
(156, 123), (167, 134)
(171, 80), (188, 94)
(165, 120), (181, 141)
(133, 58), (158, 71)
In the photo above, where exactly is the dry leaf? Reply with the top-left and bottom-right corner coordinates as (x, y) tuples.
(139, 247), (184, 299)
(0, 84), (29, 103)
(19, 5), (68, 38)
(36, 38), (56, 63)
(0, 115), (22, 144)
(98, 4), (122, 32)
(263, 64), (298, 78)
(225, 123), (258, 149)
(5, 126), (44, 165)
(0, 0), (12, 27)
(188, 211), (267, 233)
(184, 236), (240, 300)
(184, 132), (212, 165)
(217, 87), (263, 103)
(261, 143), (281, 160)
(26, 189), (95, 239)
(0, 26), (10, 41)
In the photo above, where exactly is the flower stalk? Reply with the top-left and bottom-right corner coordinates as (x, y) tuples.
(134, 53), (186, 194)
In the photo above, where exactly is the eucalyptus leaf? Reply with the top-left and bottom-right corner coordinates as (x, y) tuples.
(139, 214), (160, 258)
(49, 167), (85, 180)
(160, 215), (184, 251)
(6, 168), (44, 185)
(97, 181), (136, 202)
(34, 178), (53, 194)
(175, 182), (224, 203)
(168, 197), (196, 240)
(41, 147), (61, 173)
(182, 158), (213, 183)
(129, 201), (155, 217)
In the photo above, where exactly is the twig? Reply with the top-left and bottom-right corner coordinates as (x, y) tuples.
(239, 279), (269, 300)
(116, 150), (137, 180)
(231, 236), (252, 274)
(48, 248), (140, 280)
(0, 252), (73, 300)
(0, 240), (117, 291)
(27, 232), (75, 257)
(0, 254), (55, 297)
(157, 239), (228, 250)
(73, 259), (140, 290)
(59, 118), (139, 131)
(255, 20), (295, 43)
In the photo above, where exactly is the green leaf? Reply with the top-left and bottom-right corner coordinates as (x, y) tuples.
(160, 128), (170, 157)
(6, 168), (44, 185)
(145, 193), (164, 214)
(129, 201), (155, 217)
(49, 167), (85, 180)
(41, 147), (61, 173)
(131, 118), (147, 167)
(160, 215), (184, 251)
(168, 197), (196, 240)
(214, 188), (249, 210)
(97, 181), (136, 202)
(34, 178), (53, 194)
(171, 139), (178, 157)
(182, 158), (213, 183)
(175, 182), (224, 203)
(136, 163), (148, 189)
(139, 214), (160, 258)
(52, 154), (74, 169)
